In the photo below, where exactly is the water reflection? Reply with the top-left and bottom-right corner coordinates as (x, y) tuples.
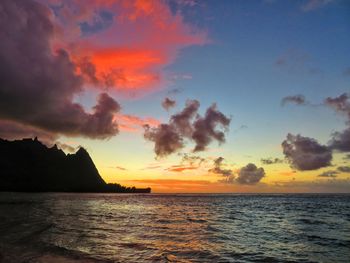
(0, 193), (349, 262)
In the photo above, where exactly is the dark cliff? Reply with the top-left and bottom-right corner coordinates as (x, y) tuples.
(0, 137), (151, 193)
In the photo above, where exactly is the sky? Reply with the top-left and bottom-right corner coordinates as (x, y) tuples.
(0, 0), (349, 193)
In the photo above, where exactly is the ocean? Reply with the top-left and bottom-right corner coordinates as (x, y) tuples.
(0, 193), (349, 263)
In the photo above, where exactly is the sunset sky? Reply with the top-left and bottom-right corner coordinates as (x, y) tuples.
(1, 0), (350, 192)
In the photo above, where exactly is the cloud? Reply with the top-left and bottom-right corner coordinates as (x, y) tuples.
(301, 0), (335, 12)
(276, 49), (309, 67)
(282, 134), (332, 170)
(115, 166), (127, 171)
(55, 142), (77, 153)
(209, 160), (265, 185)
(281, 95), (307, 106)
(171, 100), (200, 136)
(0, 0), (121, 139)
(162, 97), (176, 111)
(180, 153), (206, 166)
(0, 120), (57, 145)
(144, 123), (184, 157)
(236, 163), (265, 185)
(324, 94), (350, 152)
(329, 128), (350, 152)
(337, 166), (350, 173)
(324, 93), (350, 121)
(0, 120), (77, 152)
(141, 164), (163, 170)
(261, 157), (284, 165)
(166, 165), (198, 172)
(318, 170), (338, 178)
(144, 100), (230, 157)
(192, 104), (231, 152)
(41, 0), (208, 92)
(166, 153), (207, 172)
(209, 157), (233, 177)
(115, 114), (160, 132)
(167, 88), (183, 95)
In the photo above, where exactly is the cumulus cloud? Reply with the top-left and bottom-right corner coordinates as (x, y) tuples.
(144, 100), (230, 157)
(236, 163), (265, 185)
(209, 160), (265, 185)
(261, 157), (284, 165)
(171, 100), (200, 136)
(318, 170), (338, 178)
(325, 94), (350, 152)
(329, 128), (350, 152)
(337, 166), (350, 173)
(281, 95), (307, 106)
(282, 134), (332, 170)
(192, 104), (231, 152)
(144, 123), (184, 158)
(0, 0), (121, 139)
(324, 93), (350, 121)
(209, 157), (233, 177)
(162, 98), (176, 111)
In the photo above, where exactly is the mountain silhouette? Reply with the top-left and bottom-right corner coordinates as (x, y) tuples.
(0, 137), (151, 193)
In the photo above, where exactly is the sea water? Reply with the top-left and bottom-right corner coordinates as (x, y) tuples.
(0, 193), (349, 262)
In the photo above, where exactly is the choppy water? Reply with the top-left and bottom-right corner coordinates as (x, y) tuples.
(0, 193), (349, 263)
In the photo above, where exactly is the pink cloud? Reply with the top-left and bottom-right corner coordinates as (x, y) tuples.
(43, 0), (208, 93)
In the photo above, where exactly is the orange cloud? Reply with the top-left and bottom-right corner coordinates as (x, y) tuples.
(114, 114), (160, 132)
(166, 165), (199, 172)
(47, 0), (208, 92)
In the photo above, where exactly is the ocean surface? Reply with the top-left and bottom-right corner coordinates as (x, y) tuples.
(0, 193), (349, 263)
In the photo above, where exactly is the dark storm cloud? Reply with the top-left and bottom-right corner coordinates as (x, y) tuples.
(281, 95), (306, 106)
(282, 134), (332, 170)
(144, 100), (230, 157)
(318, 170), (338, 178)
(162, 97), (176, 111)
(236, 163), (265, 185)
(337, 166), (350, 173)
(209, 157), (233, 177)
(0, 0), (121, 139)
(192, 104), (231, 152)
(261, 157), (284, 165)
